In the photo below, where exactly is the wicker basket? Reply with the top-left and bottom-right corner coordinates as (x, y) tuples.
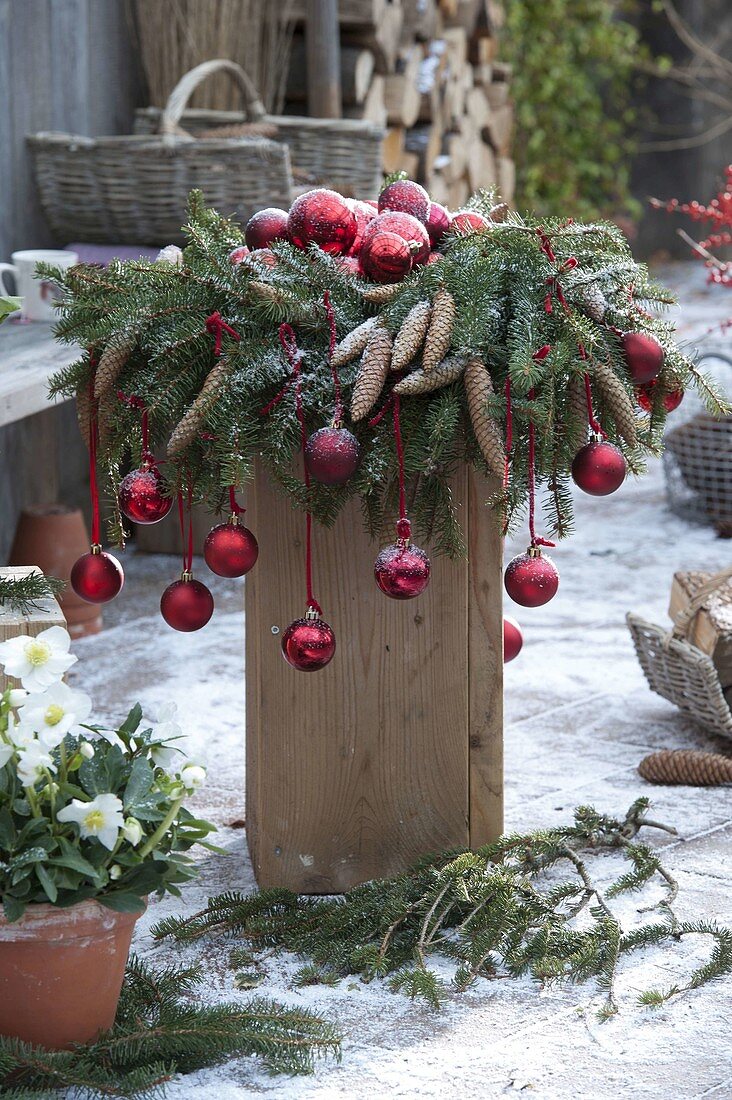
(627, 566), (732, 739)
(28, 61), (294, 245)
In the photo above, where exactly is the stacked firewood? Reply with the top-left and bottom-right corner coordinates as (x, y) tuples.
(286, 0), (515, 206)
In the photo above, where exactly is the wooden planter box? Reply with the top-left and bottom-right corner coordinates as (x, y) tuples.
(245, 465), (503, 893)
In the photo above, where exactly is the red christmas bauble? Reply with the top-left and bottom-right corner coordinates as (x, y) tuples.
(426, 202), (452, 246)
(287, 188), (357, 255)
(571, 440), (627, 496)
(503, 615), (523, 663)
(426, 251), (444, 265)
(348, 199), (378, 255)
(378, 180), (430, 224)
(452, 210), (489, 234)
(305, 426), (360, 485)
(281, 615), (336, 671)
(374, 542), (431, 599)
(622, 331), (664, 384)
(248, 247), (278, 268)
(160, 577), (214, 632)
(636, 380), (684, 413)
(361, 211), (431, 265)
(228, 245), (250, 265)
(204, 520), (259, 578)
(338, 254), (363, 276)
(70, 549), (124, 604)
(245, 207), (289, 250)
(504, 550), (559, 608)
(361, 231), (413, 283)
(119, 466), (172, 525)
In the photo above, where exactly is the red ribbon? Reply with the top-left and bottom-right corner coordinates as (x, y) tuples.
(583, 372), (606, 439)
(205, 311), (241, 357)
(323, 290), (344, 424)
(87, 363), (101, 545)
(527, 386), (555, 550)
(503, 376), (513, 493)
(117, 391), (152, 461)
(368, 394), (410, 540)
(228, 486), (245, 516)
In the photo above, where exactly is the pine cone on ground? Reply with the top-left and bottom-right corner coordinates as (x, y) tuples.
(566, 373), (590, 455)
(351, 325), (393, 422)
(391, 301), (432, 372)
(463, 356), (505, 479)
(168, 359), (231, 456)
(361, 283), (401, 304)
(422, 287), (456, 373)
(394, 356), (465, 395)
(638, 749), (732, 786)
(332, 316), (379, 369)
(593, 360), (639, 447)
(94, 333), (135, 400)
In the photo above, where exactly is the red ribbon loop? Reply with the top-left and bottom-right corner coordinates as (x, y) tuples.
(527, 387), (556, 550)
(205, 311), (241, 357)
(117, 391), (152, 461)
(228, 486), (245, 516)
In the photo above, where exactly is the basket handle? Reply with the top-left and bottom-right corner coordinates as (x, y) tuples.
(159, 60), (266, 139)
(671, 565), (732, 639)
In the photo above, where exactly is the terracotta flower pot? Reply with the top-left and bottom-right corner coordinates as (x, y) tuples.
(0, 898), (144, 1049)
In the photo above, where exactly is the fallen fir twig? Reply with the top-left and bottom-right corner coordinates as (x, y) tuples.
(0, 573), (65, 615)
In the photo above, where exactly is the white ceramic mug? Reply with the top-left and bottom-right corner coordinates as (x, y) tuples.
(0, 249), (78, 322)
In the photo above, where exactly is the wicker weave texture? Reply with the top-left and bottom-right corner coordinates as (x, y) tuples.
(663, 413), (732, 528)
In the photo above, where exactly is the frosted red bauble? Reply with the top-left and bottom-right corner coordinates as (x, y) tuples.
(70, 550), (124, 604)
(374, 542), (431, 599)
(228, 245), (249, 265)
(248, 248), (277, 268)
(348, 199), (378, 254)
(378, 180), (430, 224)
(361, 231), (413, 283)
(281, 616), (336, 671)
(452, 210), (489, 234)
(426, 202), (452, 246)
(622, 331), (664, 384)
(305, 426), (360, 485)
(338, 254), (363, 276)
(245, 207), (289, 250)
(119, 466), (172, 525)
(571, 440), (627, 496)
(426, 251), (444, 265)
(160, 577), (214, 632)
(361, 211), (430, 265)
(503, 615), (523, 663)
(287, 188), (357, 254)
(636, 380), (684, 413)
(204, 521), (259, 578)
(504, 551), (559, 608)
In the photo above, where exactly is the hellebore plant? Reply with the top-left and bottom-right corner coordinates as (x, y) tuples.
(0, 626), (216, 922)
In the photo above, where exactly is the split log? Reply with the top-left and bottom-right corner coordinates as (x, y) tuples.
(384, 47), (421, 126)
(344, 74), (387, 125)
(383, 126), (407, 173)
(287, 39), (375, 106)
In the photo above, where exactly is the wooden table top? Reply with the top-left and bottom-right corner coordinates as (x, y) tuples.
(0, 319), (78, 427)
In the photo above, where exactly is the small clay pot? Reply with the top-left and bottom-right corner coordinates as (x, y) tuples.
(0, 898), (144, 1049)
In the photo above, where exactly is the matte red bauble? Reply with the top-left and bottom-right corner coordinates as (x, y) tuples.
(452, 210), (489, 234)
(70, 548), (124, 604)
(245, 207), (289, 250)
(622, 331), (664, 384)
(378, 180), (430, 224)
(504, 549), (559, 608)
(361, 231), (413, 283)
(571, 440), (627, 496)
(281, 614), (336, 671)
(636, 380), (684, 413)
(348, 199), (378, 254)
(160, 576), (214, 632)
(119, 466), (172, 525)
(426, 202), (452, 246)
(228, 245), (250, 265)
(503, 615), (523, 663)
(374, 542), (431, 600)
(361, 211), (431, 264)
(287, 188), (357, 254)
(204, 520), (259, 578)
(305, 426), (360, 485)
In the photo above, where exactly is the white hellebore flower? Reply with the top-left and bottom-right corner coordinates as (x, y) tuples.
(0, 626), (76, 691)
(109, 864), (123, 881)
(58, 793), (124, 851)
(16, 740), (55, 786)
(16, 682), (93, 749)
(8, 688), (28, 708)
(0, 743), (13, 769)
(180, 764), (206, 792)
(79, 741), (95, 760)
(151, 702), (184, 768)
(122, 817), (143, 846)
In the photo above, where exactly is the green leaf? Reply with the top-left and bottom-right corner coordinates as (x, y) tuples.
(0, 296), (22, 323)
(118, 703), (143, 739)
(2, 895), (25, 922)
(123, 755), (155, 812)
(36, 863), (58, 903)
(98, 891), (147, 914)
(8, 846), (50, 871)
(48, 846), (100, 878)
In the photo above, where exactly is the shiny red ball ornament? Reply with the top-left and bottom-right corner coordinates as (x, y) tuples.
(204, 518), (259, 578)
(119, 465), (172, 525)
(374, 539), (431, 600)
(504, 548), (559, 608)
(160, 575), (214, 632)
(622, 331), (664, 384)
(281, 612), (336, 671)
(70, 547), (124, 604)
(228, 245), (250, 265)
(348, 198), (378, 254)
(636, 380), (684, 413)
(287, 188), (357, 254)
(503, 615), (523, 663)
(361, 211), (431, 265)
(361, 231), (413, 283)
(426, 201), (452, 246)
(378, 179), (430, 224)
(305, 425), (360, 485)
(571, 439), (627, 496)
(338, 254), (363, 276)
(452, 209), (489, 234)
(245, 207), (289, 250)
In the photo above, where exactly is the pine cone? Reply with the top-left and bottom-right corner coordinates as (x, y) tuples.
(248, 280), (285, 304)
(566, 373), (590, 455)
(391, 301), (432, 372)
(593, 360), (639, 447)
(167, 359), (231, 457)
(94, 333), (135, 401)
(463, 356), (505, 479)
(422, 287), (456, 373)
(580, 283), (608, 323)
(332, 316), (379, 369)
(351, 325), (393, 422)
(76, 386), (92, 450)
(394, 356), (465, 396)
(638, 749), (732, 787)
(361, 283), (401, 304)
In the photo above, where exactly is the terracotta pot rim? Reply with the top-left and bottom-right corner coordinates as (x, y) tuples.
(0, 897), (146, 941)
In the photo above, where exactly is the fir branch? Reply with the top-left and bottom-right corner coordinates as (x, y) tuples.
(0, 573), (65, 615)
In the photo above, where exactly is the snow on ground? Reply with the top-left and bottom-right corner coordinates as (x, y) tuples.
(68, 264), (732, 1099)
